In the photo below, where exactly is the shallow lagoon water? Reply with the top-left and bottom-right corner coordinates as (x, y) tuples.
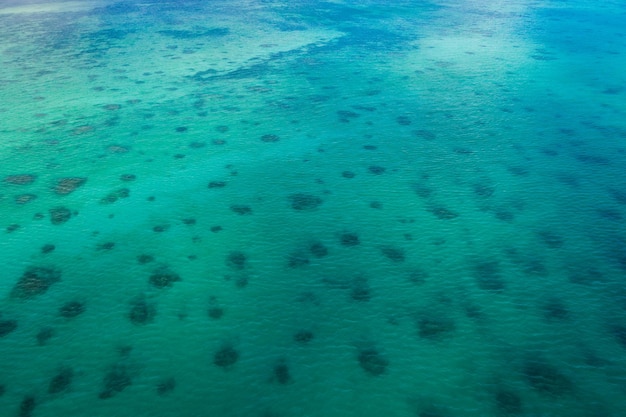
(1, 0), (626, 416)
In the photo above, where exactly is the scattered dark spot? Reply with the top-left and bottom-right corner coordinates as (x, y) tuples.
(294, 330), (314, 344)
(234, 275), (249, 288)
(100, 188), (130, 204)
(289, 193), (323, 210)
(208, 181), (227, 188)
(474, 261), (505, 291)
(368, 165), (386, 175)
(495, 390), (523, 415)
(597, 208), (623, 221)
(189, 141), (206, 149)
(473, 183), (494, 197)
(408, 269), (428, 285)
(147, 196), (155, 201)
(428, 206), (459, 220)
(495, 210), (514, 222)
(173, 153), (185, 159)
(230, 204), (252, 215)
(120, 174), (136, 182)
(214, 345), (239, 368)
(341, 171), (355, 178)
(287, 252), (309, 268)
(37, 327), (54, 345)
(15, 194), (37, 204)
(576, 154), (610, 165)
(4, 174), (36, 185)
(0, 319), (18, 337)
(568, 267), (604, 285)
(99, 364), (132, 399)
(350, 277), (371, 302)
(152, 224), (170, 233)
(156, 377), (176, 396)
(602, 86), (623, 95)
(137, 254), (154, 264)
(261, 134), (280, 142)
(97, 241), (115, 251)
(50, 207), (72, 224)
(212, 139), (226, 145)
(59, 301), (85, 318)
(418, 315), (456, 339)
(538, 231), (564, 248)
(523, 359), (573, 395)
(149, 267), (180, 288)
(208, 306), (224, 319)
(7, 224), (20, 233)
(182, 218), (196, 225)
(369, 201), (382, 209)
(129, 296), (156, 325)
(413, 129), (436, 140)
(309, 241), (328, 258)
(413, 183), (433, 198)
(610, 325), (626, 349)
(175, 126), (188, 132)
(337, 110), (359, 121)
(53, 177), (87, 195)
(226, 251), (247, 270)
(396, 115), (412, 125)
(211, 226), (223, 233)
(103, 104), (121, 111)
(48, 367), (73, 394)
(11, 266), (61, 298)
(543, 298), (569, 321)
(0, 384), (4, 396)
(41, 244), (55, 254)
(216, 125), (229, 132)
(358, 348), (388, 376)
(609, 188), (626, 205)
(454, 147), (473, 154)
(507, 166), (528, 176)
(340, 232), (360, 246)
(380, 246), (405, 262)
(522, 258), (548, 276)
(273, 361), (292, 384)
(363, 145), (377, 150)
(19, 395), (36, 417)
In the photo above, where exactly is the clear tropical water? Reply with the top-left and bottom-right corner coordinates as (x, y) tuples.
(1, 0), (626, 416)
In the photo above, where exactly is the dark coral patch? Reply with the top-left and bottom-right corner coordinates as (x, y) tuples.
(214, 345), (239, 368)
(100, 188), (130, 204)
(537, 230), (564, 248)
(358, 348), (388, 376)
(495, 390), (523, 415)
(340, 232), (360, 246)
(380, 246), (405, 262)
(474, 261), (505, 291)
(37, 327), (54, 345)
(49, 207), (72, 225)
(19, 395), (36, 417)
(341, 171), (355, 178)
(156, 377), (176, 396)
(208, 181), (227, 188)
(53, 177), (86, 195)
(396, 115), (412, 125)
(226, 251), (247, 270)
(309, 241), (328, 258)
(289, 193), (323, 210)
(523, 359), (573, 395)
(48, 367), (73, 394)
(128, 297), (156, 325)
(261, 134), (280, 142)
(59, 301), (85, 318)
(294, 330), (314, 344)
(99, 364), (132, 399)
(4, 174), (36, 185)
(350, 277), (371, 302)
(287, 252), (309, 268)
(15, 194), (38, 204)
(149, 267), (180, 288)
(428, 206), (459, 220)
(0, 319), (18, 337)
(272, 361), (292, 384)
(11, 266), (61, 299)
(230, 204), (252, 215)
(368, 165), (386, 175)
(152, 224), (170, 233)
(175, 126), (188, 132)
(137, 254), (154, 264)
(120, 174), (136, 182)
(418, 315), (456, 339)
(41, 244), (55, 254)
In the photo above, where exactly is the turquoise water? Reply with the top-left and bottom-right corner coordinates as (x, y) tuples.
(1, 0), (626, 416)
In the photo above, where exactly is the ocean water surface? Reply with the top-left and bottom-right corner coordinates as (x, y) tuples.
(1, 0), (626, 416)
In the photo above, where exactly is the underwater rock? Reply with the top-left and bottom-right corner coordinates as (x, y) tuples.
(100, 188), (130, 204)
(128, 297), (156, 325)
(396, 115), (412, 125)
(59, 301), (85, 318)
(418, 315), (456, 339)
(11, 266), (61, 299)
(214, 345), (239, 368)
(149, 267), (180, 288)
(137, 254), (154, 264)
(37, 327), (55, 345)
(15, 194), (37, 205)
(350, 277), (371, 302)
(340, 232), (360, 246)
(41, 244), (55, 254)
(175, 126), (188, 132)
(99, 364), (132, 399)
(156, 377), (176, 396)
(289, 193), (323, 210)
(230, 204), (252, 215)
(380, 246), (405, 262)
(428, 206), (459, 220)
(293, 330), (314, 344)
(358, 348), (388, 376)
(287, 252), (309, 268)
(537, 230), (564, 248)
(48, 367), (73, 394)
(226, 251), (247, 270)
(261, 134), (280, 142)
(309, 241), (328, 258)
(341, 171), (355, 178)
(272, 361), (292, 384)
(208, 181), (227, 188)
(208, 305), (224, 319)
(19, 395), (36, 417)
(53, 177), (86, 195)
(49, 207), (73, 225)
(0, 318), (18, 337)
(523, 359), (573, 395)
(368, 165), (386, 175)
(495, 389), (522, 415)
(474, 261), (505, 292)
(543, 298), (569, 321)
(120, 174), (136, 182)
(4, 174), (36, 185)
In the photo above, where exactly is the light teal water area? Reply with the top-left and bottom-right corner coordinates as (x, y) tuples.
(1, 1), (626, 416)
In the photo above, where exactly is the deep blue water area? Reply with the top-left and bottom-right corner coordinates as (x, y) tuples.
(1, 1), (626, 416)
